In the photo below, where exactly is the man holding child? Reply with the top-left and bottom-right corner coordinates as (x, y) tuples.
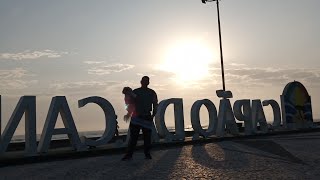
(122, 76), (158, 161)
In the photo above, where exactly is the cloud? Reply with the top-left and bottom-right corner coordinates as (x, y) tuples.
(48, 80), (128, 96)
(153, 61), (320, 91)
(88, 63), (135, 75)
(228, 63), (246, 67)
(136, 71), (174, 78)
(0, 68), (37, 90)
(50, 81), (113, 90)
(83, 61), (105, 65)
(0, 68), (29, 79)
(136, 73), (155, 77)
(207, 64), (320, 88)
(0, 50), (68, 60)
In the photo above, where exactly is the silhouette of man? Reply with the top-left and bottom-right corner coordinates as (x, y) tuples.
(122, 76), (158, 160)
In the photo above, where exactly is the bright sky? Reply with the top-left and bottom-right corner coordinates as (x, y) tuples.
(1, 0), (320, 135)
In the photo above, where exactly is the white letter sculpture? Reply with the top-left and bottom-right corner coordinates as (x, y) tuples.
(263, 100), (281, 129)
(38, 96), (86, 153)
(216, 90), (239, 137)
(155, 98), (185, 142)
(233, 99), (253, 135)
(252, 99), (268, 133)
(0, 96), (37, 156)
(78, 96), (117, 147)
(191, 99), (218, 139)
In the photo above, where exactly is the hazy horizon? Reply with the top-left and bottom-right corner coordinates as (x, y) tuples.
(1, 0), (320, 136)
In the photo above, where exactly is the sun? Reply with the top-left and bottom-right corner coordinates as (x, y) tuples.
(159, 40), (215, 83)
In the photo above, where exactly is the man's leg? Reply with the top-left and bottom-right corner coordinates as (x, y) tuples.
(123, 123), (140, 160)
(142, 127), (152, 159)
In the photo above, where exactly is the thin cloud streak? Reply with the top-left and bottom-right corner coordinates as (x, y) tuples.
(209, 65), (320, 87)
(83, 61), (105, 65)
(154, 62), (320, 90)
(0, 68), (30, 79)
(0, 50), (68, 60)
(48, 80), (130, 96)
(0, 68), (37, 90)
(88, 63), (134, 75)
(50, 81), (115, 90)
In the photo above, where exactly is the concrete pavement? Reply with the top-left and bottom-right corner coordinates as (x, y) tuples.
(0, 132), (319, 179)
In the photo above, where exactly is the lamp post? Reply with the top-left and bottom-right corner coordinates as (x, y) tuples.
(202, 0), (226, 91)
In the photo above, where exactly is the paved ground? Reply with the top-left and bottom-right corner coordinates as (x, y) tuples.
(0, 132), (319, 180)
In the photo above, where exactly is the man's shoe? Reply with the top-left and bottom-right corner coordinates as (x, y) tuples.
(121, 155), (132, 161)
(145, 154), (152, 160)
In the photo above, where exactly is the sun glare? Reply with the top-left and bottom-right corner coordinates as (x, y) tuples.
(160, 40), (215, 84)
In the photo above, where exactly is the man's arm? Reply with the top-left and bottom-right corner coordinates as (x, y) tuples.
(152, 91), (158, 117)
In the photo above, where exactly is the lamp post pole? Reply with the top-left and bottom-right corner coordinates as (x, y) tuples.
(202, 0), (225, 91)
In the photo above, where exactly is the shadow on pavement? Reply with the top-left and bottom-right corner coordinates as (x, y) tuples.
(191, 142), (249, 170)
(233, 139), (305, 164)
(127, 147), (183, 179)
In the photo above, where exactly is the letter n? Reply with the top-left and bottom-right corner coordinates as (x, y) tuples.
(0, 96), (37, 156)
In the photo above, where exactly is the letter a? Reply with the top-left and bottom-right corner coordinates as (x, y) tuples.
(216, 98), (239, 137)
(38, 96), (85, 153)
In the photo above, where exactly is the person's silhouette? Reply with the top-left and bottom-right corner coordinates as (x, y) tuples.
(122, 76), (158, 160)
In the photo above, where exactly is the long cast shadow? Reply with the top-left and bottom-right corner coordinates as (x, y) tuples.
(233, 139), (305, 164)
(127, 147), (183, 180)
(191, 141), (250, 170)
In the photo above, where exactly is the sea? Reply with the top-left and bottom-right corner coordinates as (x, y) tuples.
(9, 119), (320, 143)
(9, 125), (197, 143)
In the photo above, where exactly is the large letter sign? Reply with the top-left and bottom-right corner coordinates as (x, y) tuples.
(216, 91), (239, 137)
(233, 99), (253, 135)
(0, 81), (315, 157)
(38, 96), (86, 153)
(252, 100), (268, 133)
(0, 96), (37, 156)
(78, 96), (117, 147)
(263, 100), (281, 129)
(155, 98), (185, 142)
(191, 99), (218, 139)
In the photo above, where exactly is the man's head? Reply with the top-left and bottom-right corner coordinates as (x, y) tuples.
(140, 76), (150, 88)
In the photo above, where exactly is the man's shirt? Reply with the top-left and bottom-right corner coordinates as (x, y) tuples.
(133, 87), (157, 116)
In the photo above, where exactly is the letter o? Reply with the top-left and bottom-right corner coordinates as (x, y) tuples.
(191, 99), (218, 138)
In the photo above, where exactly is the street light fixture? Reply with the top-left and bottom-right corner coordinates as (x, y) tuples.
(202, 0), (226, 92)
